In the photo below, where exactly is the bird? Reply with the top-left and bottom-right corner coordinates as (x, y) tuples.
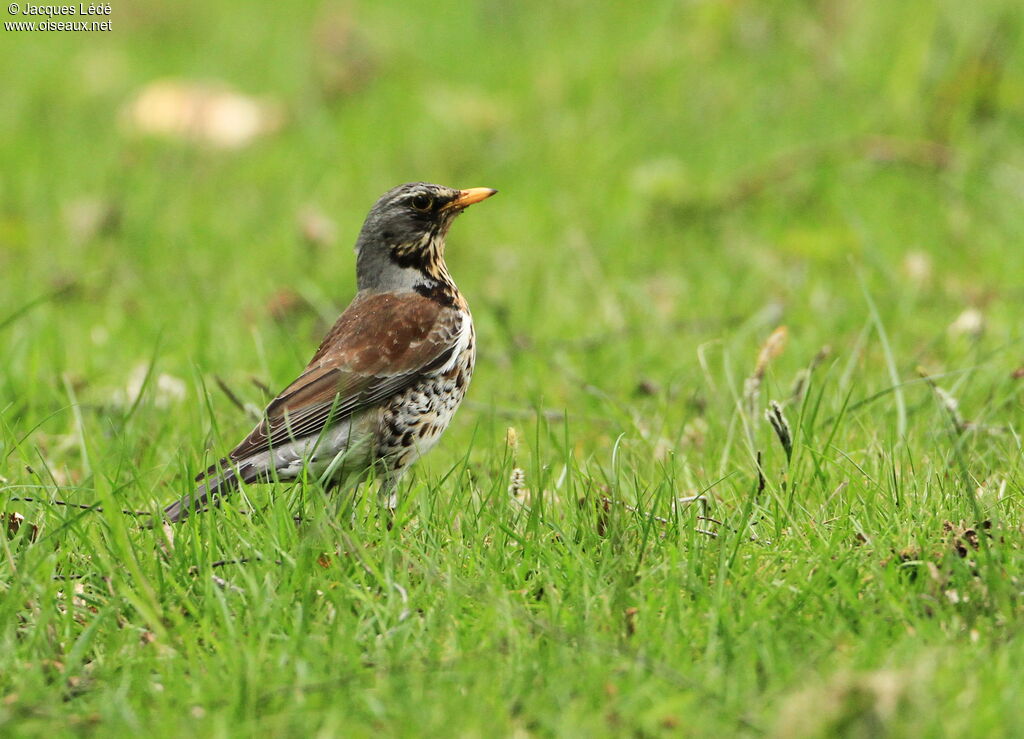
(162, 183), (497, 523)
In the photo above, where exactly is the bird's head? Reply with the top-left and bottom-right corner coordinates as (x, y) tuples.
(354, 182), (497, 292)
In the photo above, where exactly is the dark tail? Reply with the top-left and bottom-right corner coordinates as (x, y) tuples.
(162, 461), (242, 523)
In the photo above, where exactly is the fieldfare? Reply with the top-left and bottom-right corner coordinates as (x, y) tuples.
(163, 183), (496, 522)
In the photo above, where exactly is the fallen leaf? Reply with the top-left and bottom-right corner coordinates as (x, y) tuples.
(121, 79), (284, 149)
(901, 250), (932, 285)
(112, 362), (187, 409)
(634, 379), (661, 396)
(948, 307), (984, 339)
(5, 512), (39, 541)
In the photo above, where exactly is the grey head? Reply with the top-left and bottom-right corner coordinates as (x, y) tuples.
(354, 182), (497, 294)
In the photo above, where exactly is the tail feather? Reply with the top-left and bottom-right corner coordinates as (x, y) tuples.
(163, 461), (242, 523)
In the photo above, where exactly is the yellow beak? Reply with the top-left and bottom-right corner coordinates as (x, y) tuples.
(447, 187), (498, 210)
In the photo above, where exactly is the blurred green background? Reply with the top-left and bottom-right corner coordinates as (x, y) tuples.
(3, 0), (1022, 408)
(2, 0), (1024, 735)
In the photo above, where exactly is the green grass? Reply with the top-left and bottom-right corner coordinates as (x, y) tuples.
(2, 0), (1024, 735)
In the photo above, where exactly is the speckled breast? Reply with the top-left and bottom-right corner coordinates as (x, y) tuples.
(376, 320), (476, 471)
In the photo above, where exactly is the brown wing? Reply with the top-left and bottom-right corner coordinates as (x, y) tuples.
(226, 292), (464, 464)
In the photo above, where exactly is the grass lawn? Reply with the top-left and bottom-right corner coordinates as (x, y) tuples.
(2, 0), (1024, 735)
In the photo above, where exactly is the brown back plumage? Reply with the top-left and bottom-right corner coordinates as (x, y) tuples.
(227, 292), (464, 463)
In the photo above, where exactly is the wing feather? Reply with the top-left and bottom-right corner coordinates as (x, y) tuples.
(221, 292), (463, 466)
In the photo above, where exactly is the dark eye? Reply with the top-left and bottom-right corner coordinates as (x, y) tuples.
(409, 194), (433, 212)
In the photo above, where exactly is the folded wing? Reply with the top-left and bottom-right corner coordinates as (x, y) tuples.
(226, 291), (464, 465)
